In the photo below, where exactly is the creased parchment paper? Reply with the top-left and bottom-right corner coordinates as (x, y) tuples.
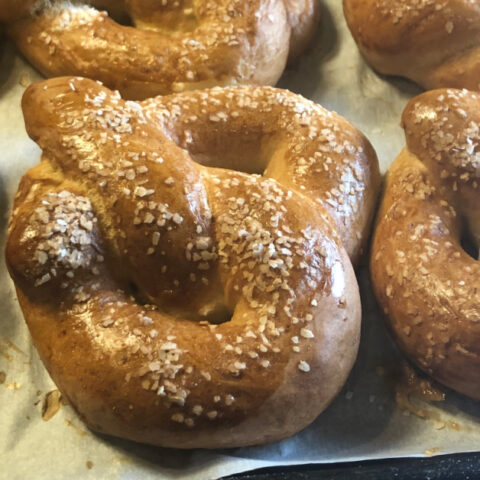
(1, 1), (479, 479)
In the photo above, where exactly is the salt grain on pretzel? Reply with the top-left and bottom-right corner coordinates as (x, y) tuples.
(6, 76), (379, 448)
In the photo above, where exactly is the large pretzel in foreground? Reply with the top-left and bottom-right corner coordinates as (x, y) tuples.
(4, 0), (319, 100)
(371, 89), (480, 400)
(6, 77), (379, 448)
(343, 0), (480, 91)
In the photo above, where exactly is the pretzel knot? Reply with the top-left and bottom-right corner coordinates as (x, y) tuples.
(5, 0), (319, 99)
(6, 77), (379, 448)
(343, 0), (480, 91)
(372, 89), (480, 400)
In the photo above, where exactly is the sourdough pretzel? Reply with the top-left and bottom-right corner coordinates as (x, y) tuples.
(6, 77), (379, 448)
(371, 88), (480, 400)
(343, 0), (480, 91)
(5, 0), (319, 100)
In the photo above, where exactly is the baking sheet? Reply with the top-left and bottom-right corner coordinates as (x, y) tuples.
(1, 1), (479, 478)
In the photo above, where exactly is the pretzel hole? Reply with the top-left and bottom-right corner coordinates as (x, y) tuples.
(127, 280), (149, 305)
(184, 131), (279, 175)
(189, 152), (268, 175)
(97, 0), (199, 33)
(127, 279), (233, 325)
(89, 1), (132, 25)
(110, 12), (134, 27)
(197, 302), (232, 325)
(460, 225), (479, 260)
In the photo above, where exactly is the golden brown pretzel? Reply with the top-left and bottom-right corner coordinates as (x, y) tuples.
(6, 77), (379, 448)
(5, 0), (319, 100)
(371, 88), (480, 400)
(343, 0), (480, 91)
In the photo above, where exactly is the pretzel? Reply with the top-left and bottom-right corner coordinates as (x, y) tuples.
(343, 0), (480, 91)
(371, 88), (480, 400)
(6, 77), (379, 448)
(5, 0), (319, 100)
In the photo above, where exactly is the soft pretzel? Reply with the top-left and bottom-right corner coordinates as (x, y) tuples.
(5, 0), (319, 100)
(6, 77), (379, 448)
(343, 0), (480, 91)
(371, 88), (480, 400)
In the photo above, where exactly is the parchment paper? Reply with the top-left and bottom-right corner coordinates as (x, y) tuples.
(1, 1), (479, 479)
